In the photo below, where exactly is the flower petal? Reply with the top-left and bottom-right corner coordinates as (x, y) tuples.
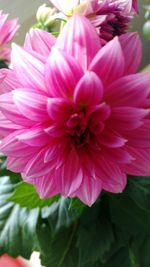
(6, 156), (31, 173)
(32, 172), (58, 198)
(119, 32), (142, 74)
(99, 128), (127, 148)
(74, 71), (103, 106)
(108, 107), (149, 131)
(0, 130), (40, 157)
(17, 127), (51, 147)
(24, 149), (56, 178)
(123, 119), (150, 148)
(55, 148), (83, 196)
(45, 47), (83, 98)
(47, 97), (73, 122)
(105, 73), (150, 107)
(94, 156), (127, 193)
(11, 44), (46, 93)
(75, 175), (102, 206)
(121, 146), (150, 176)
(24, 29), (56, 57)
(0, 111), (22, 137)
(0, 69), (22, 92)
(12, 89), (49, 122)
(0, 92), (35, 126)
(89, 37), (125, 86)
(56, 14), (101, 70)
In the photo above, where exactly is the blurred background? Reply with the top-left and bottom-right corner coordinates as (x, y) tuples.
(0, 0), (150, 68)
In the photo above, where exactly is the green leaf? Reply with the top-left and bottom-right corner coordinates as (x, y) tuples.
(127, 176), (150, 213)
(69, 198), (85, 215)
(100, 248), (133, 267)
(0, 176), (40, 258)
(8, 182), (60, 209)
(109, 193), (150, 236)
(77, 216), (114, 267)
(42, 197), (80, 232)
(0, 61), (8, 68)
(40, 224), (78, 267)
(138, 235), (150, 267)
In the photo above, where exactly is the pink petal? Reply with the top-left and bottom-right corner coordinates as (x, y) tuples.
(6, 156), (31, 173)
(11, 44), (46, 93)
(0, 130), (40, 157)
(108, 107), (149, 131)
(75, 175), (102, 206)
(102, 175), (127, 194)
(33, 172), (58, 198)
(74, 71), (103, 106)
(17, 127), (51, 147)
(102, 147), (134, 164)
(119, 32), (142, 75)
(105, 73), (150, 107)
(45, 124), (67, 138)
(0, 71), (5, 83)
(123, 119), (150, 148)
(99, 128), (127, 148)
(12, 89), (49, 122)
(121, 146), (150, 176)
(24, 149), (56, 178)
(55, 148), (83, 196)
(0, 47), (11, 61)
(56, 14), (101, 70)
(94, 157), (127, 193)
(47, 97), (73, 122)
(0, 69), (21, 93)
(45, 47), (83, 98)
(89, 37), (125, 86)
(88, 103), (111, 122)
(0, 19), (19, 44)
(24, 29), (56, 57)
(0, 92), (35, 126)
(0, 111), (22, 137)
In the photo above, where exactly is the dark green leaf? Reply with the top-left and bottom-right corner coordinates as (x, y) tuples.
(8, 182), (60, 209)
(39, 223), (78, 267)
(127, 176), (150, 213)
(100, 248), (132, 267)
(42, 197), (79, 232)
(109, 193), (150, 236)
(77, 216), (114, 266)
(0, 176), (40, 258)
(0, 61), (8, 68)
(137, 235), (150, 267)
(69, 198), (85, 215)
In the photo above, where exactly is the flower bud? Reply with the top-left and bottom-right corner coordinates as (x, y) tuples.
(143, 21), (150, 41)
(36, 4), (55, 24)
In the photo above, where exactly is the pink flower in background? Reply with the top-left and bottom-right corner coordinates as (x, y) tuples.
(50, 0), (138, 44)
(0, 15), (150, 206)
(0, 10), (19, 62)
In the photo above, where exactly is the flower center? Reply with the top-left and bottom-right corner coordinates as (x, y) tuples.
(66, 112), (90, 146)
(66, 108), (106, 147)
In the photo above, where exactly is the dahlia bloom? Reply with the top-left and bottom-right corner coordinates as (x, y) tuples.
(50, 0), (138, 44)
(0, 15), (150, 206)
(0, 10), (19, 62)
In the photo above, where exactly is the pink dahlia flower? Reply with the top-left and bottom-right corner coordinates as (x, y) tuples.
(0, 15), (150, 206)
(50, 0), (138, 44)
(0, 10), (19, 62)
